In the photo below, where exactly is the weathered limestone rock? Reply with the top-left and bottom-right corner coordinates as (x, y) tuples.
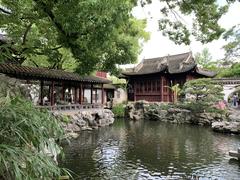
(212, 121), (240, 134)
(53, 109), (115, 133)
(126, 101), (227, 125)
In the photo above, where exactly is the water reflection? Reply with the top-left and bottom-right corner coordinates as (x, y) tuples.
(60, 119), (240, 179)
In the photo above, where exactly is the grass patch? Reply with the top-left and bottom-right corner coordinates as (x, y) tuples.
(112, 104), (125, 117)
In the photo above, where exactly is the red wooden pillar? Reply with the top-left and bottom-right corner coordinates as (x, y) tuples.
(40, 80), (44, 105)
(161, 76), (164, 102)
(79, 83), (82, 104)
(50, 81), (55, 106)
(101, 84), (104, 104)
(90, 83), (93, 104)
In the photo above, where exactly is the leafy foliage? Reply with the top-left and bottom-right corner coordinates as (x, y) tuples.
(218, 63), (240, 77)
(0, 75), (66, 179)
(141, 0), (234, 44)
(194, 48), (217, 70)
(223, 24), (240, 59)
(181, 78), (224, 113)
(0, 0), (149, 75)
(166, 84), (181, 104)
(112, 103), (125, 117)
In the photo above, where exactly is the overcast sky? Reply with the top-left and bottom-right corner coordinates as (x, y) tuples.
(131, 0), (240, 63)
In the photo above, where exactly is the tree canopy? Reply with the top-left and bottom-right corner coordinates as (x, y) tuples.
(223, 24), (240, 60)
(141, 0), (236, 45)
(0, 0), (237, 75)
(194, 48), (219, 70)
(0, 0), (149, 74)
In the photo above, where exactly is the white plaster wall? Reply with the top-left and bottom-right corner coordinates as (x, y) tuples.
(21, 83), (40, 105)
(84, 89), (91, 103)
(223, 85), (237, 102)
(113, 88), (127, 104)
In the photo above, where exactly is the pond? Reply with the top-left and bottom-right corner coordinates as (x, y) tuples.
(60, 119), (240, 180)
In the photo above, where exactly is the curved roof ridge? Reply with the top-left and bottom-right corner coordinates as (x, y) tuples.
(0, 63), (111, 83)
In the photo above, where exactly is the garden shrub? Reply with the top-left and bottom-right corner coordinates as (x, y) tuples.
(112, 103), (125, 117)
(181, 78), (224, 113)
(0, 74), (68, 180)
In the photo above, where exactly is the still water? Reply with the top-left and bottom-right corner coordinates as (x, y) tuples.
(61, 119), (240, 180)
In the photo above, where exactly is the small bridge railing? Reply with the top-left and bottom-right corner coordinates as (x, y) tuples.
(36, 103), (103, 111)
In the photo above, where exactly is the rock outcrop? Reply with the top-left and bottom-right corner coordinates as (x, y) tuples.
(125, 101), (240, 135)
(212, 121), (240, 134)
(53, 109), (114, 138)
(125, 101), (226, 126)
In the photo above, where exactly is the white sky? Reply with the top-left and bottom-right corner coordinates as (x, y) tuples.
(131, 0), (240, 64)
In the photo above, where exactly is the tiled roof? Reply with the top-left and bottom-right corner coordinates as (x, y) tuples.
(0, 63), (111, 84)
(122, 52), (195, 75)
(122, 52), (216, 77)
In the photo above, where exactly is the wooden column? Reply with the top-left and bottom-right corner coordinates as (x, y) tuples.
(161, 77), (164, 102)
(74, 86), (78, 104)
(94, 89), (96, 103)
(61, 82), (65, 101)
(90, 83), (93, 104)
(40, 80), (44, 105)
(50, 81), (55, 106)
(134, 81), (136, 101)
(79, 83), (82, 104)
(101, 84), (104, 104)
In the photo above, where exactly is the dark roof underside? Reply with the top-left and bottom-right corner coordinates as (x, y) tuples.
(0, 63), (111, 84)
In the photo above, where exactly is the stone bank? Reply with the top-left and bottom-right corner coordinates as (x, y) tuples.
(125, 101), (240, 135)
(53, 109), (114, 138)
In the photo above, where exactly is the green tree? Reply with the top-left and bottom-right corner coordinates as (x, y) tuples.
(223, 24), (240, 59)
(194, 48), (217, 70)
(181, 78), (223, 113)
(141, 0), (235, 45)
(0, 0), (149, 74)
(218, 63), (240, 77)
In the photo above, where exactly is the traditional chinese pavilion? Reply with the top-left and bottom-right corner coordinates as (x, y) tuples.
(121, 52), (216, 102)
(0, 63), (111, 110)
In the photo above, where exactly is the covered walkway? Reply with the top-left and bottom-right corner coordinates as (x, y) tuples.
(0, 63), (111, 109)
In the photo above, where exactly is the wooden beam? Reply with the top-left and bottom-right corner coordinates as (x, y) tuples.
(40, 80), (44, 105)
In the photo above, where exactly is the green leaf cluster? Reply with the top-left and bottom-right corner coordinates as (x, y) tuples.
(142, 0), (235, 44)
(0, 75), (66, 179)
(0, 0), (149, 75)
(223, 24), (240, 59)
